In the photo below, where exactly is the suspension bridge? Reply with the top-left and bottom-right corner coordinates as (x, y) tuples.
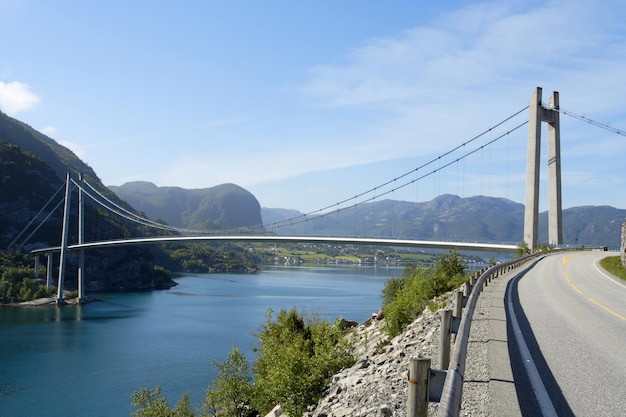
(13, 87), (624, 304)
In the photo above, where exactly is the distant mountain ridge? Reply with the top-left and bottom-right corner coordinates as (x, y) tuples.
(262, 194), (626, 249)
(109, 181), (262, 229)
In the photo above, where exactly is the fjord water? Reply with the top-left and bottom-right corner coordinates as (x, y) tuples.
(0, 265), (396, 417)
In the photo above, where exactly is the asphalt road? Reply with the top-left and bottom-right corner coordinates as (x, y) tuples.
(507, 251), (626, 417)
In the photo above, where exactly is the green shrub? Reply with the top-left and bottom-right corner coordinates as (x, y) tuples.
(517, 241), (530, 256)
(0, 250), (54, 303)
(251, 308), (354, 416)
(132, 309), (354, 417)
(381, 250), (468, 337)
(204, 346), (255, 417)
(130, 386), (194, 417)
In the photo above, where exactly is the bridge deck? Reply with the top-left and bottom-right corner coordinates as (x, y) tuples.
(31, 235), (519, 254)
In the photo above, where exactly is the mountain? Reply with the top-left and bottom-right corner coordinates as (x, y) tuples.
(540, 205), (626, 248)
(262, 194), (626, 249)
(0, 111), (275, 297)
(109, 181), (262, 229)
(0, 111), (101, 187)
(263, 195), (523, 242)
(0, 110), (119, 247)
(261, 207), (303, 226)
(0, 141), (61, 248)
(0, 111), (175, 291)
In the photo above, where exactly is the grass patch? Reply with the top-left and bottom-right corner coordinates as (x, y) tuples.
(599, 256), (626, 281)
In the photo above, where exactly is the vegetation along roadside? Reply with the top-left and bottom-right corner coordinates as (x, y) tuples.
(130, 250), (469, 417)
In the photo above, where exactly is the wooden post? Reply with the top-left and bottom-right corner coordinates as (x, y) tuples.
(407, 357), (430, 417)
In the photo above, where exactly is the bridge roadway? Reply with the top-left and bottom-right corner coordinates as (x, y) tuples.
(31, 235), (519, 255)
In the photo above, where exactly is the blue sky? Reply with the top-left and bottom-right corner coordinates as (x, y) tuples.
(1, 0), (625, 213)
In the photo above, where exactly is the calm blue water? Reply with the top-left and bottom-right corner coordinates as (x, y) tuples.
(0, 265), (398, 417)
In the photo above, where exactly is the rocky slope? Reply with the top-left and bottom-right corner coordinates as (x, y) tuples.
(298, 286), (492, 417)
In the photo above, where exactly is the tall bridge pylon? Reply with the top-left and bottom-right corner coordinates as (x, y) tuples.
(524, 87), (563, 251)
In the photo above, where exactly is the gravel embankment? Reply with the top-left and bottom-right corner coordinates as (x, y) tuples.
(301, 286), (493, 417)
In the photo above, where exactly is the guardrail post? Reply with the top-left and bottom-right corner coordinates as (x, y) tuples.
(439, 309), (452, 369)
(454, 291), (463, 318)
(408, 357), (430, 417)
(452, 291), (463, 343)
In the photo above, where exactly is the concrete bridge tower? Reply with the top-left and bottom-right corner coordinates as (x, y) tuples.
(524, 87), (563, 251)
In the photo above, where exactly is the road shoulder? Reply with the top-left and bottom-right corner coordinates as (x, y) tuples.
(486, 267), (524, 417)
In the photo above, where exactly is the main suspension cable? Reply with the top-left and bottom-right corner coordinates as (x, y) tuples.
(557, 108), (626, 137)
(268, 120), (529, 231)
(75, 179), (187, 233)
(264, 106), (529, 229)
(7, 182), (67, 249)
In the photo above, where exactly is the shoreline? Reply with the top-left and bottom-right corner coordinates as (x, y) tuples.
(5, 296), (101, 307)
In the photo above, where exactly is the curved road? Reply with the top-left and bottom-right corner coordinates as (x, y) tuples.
(507, 251), (626, 417)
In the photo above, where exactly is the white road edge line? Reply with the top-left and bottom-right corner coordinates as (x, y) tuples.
(506, 271), (558, 417)
(593, 259), (626, 290)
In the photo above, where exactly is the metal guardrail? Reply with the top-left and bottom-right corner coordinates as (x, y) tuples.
(437, 252), (543, 417)
(407, 252), (545, 417)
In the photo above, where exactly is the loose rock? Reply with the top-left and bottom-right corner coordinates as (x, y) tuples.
(302, 288), (492, 417)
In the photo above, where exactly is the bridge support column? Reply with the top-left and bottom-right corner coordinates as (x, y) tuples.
(523, 87), (562, 251)
(546, 92), (563, 247)
(46, 253), (53, 288)
(34, 255), (40, 279)
(77, 173), (86, 303)
(56, 173), (72, 305)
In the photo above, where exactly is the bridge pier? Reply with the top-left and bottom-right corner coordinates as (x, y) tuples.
(56, 173), (72, 305)
(524, 87), (563, 251)
(77, 173), (86, 304)
(46, 253), (54, 288)
(34, 255), (40, 279)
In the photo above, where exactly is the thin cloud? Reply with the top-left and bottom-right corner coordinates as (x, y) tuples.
(0, 81), (40, 115)
(40, 125), (87, 159)
(59, 140), (86, 160)
(40, 125), (57, 137)
(300, 1), (623, 112)
(290, 0), (625, 173)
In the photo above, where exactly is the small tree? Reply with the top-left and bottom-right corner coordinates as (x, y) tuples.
(436, 250), (465, 278)
(203, 346), (255, 417)
(517, 241), (530, 257)
(130, 387), (195, 417)
(131, 387), (172, 417)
